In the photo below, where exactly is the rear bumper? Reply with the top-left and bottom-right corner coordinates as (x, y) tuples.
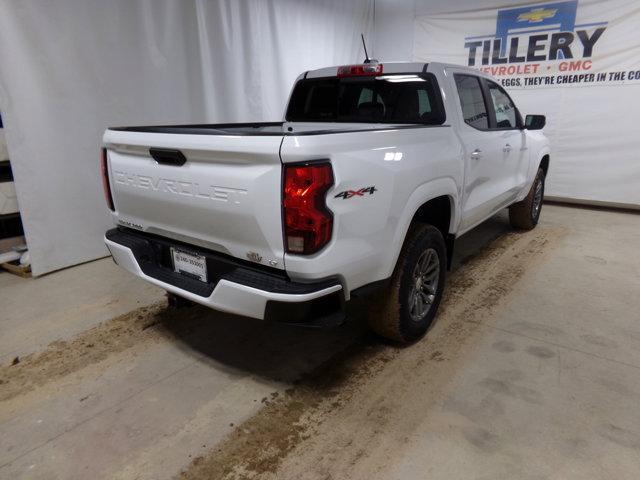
(104, 228), (344, 323)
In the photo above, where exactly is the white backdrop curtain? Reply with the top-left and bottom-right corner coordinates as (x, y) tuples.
(0, 0), (373, 276)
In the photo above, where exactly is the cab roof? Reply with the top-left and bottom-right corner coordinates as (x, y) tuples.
(303, 61), (493, 81)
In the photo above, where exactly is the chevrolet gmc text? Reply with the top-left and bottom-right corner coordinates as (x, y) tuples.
(102, 62), (549, 343)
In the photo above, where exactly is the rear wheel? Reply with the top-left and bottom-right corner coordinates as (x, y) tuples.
(368, 224), (447, 344)
(509, 168), (545, 230)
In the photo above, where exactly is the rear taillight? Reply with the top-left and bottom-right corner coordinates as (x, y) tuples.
(283, 163), (334, 255)
(101, 148), (115, 211)
(337, 63), (383, 77)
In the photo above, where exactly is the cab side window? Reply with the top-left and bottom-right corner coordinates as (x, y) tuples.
(486, 81), (517, 128)
(454, 75), (489, 130)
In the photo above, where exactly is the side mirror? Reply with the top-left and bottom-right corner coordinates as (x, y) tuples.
(524, 114), (546, 130)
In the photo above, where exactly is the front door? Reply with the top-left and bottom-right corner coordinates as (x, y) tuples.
(452, 73), (507, 231)
(484, 79), (528, 198)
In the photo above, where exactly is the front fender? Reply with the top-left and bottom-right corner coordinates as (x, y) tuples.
(533, 146), (550, 175)
(515, 134), (550, 203)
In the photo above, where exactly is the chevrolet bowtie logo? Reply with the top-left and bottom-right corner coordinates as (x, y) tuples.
(517, 8), (557, 23)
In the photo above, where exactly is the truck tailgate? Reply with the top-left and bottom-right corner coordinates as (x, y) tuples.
(103, 130), (285, 270)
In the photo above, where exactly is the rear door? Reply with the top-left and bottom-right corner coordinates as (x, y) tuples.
(103, 129), (285, 269)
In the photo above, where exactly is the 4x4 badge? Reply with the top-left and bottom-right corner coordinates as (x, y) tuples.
(334, 186), (377, 200)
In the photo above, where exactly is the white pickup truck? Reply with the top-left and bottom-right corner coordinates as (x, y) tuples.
(102, 61), (549, 343)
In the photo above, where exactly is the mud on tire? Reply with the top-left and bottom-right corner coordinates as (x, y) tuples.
(367, 224), (447, 344)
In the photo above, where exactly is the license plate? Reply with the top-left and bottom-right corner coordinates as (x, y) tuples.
(171, 248), (207, 282)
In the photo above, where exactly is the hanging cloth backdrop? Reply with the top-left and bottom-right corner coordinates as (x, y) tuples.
(414, 0), (640, 208)
(0, 0), (373, 275)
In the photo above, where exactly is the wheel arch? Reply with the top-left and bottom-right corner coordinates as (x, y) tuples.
(384, 178), (459, 279)
(516, 147), (550, 205)
(411, 195), (456, 269)
(539, 154), (550, 176)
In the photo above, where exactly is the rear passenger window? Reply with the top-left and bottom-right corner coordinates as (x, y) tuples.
(454, 75), (488, 130)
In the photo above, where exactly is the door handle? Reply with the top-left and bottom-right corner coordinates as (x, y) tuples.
(503, 143), (512, 153)
(470, 148), (482, 159)
(149, 148), (187, 166)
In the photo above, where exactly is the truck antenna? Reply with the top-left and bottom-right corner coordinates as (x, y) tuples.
(361, 34), (371, 63)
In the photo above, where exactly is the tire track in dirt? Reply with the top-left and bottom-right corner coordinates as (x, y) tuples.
(0, 301), (181, 402)
(178, 227), (567, 480)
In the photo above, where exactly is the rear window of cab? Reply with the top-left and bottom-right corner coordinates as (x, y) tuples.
(286, 73), (446, 125)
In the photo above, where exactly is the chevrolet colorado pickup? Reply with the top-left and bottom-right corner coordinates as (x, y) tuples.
(102, 61), (549, 343)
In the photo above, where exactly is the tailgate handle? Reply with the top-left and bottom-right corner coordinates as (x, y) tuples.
(149, 148), (187, 166)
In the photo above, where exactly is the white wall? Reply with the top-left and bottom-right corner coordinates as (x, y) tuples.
(0, 0), (373, 275)
(373, 0), (415, 61)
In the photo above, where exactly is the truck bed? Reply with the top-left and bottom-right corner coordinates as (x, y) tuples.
(109, 122), (286, 136)
(108, 121), (437, 137)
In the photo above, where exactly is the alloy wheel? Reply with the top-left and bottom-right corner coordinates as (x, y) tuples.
(408, 248), (440, 322)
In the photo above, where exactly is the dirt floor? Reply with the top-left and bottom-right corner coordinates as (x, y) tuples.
(1, 204), (640, 480)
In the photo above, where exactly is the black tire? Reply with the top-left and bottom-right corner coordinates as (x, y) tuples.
(509, 168), (545, 230)
(368, 224), (447, 344)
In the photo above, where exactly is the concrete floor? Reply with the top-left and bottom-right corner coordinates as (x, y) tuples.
(0, 257), (165, 365)
(1, 204), (639, 479)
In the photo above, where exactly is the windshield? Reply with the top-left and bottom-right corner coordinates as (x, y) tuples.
(286, 74), (445, 125)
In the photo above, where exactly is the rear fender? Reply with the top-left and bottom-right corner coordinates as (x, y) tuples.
(383, 178), (459, 279)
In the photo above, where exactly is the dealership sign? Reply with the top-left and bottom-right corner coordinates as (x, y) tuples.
(415, 0), (640, 88)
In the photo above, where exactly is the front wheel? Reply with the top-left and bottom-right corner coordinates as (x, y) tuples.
(368, 224), (447, 344)
(509, 168), (545, 230)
